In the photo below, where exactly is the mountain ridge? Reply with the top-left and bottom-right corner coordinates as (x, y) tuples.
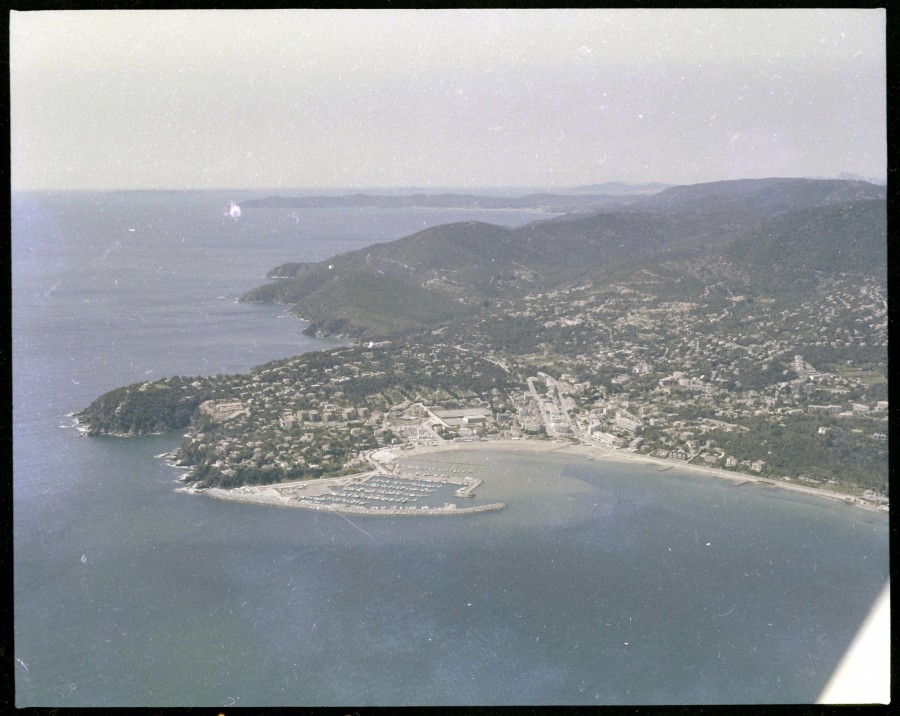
(241, 178), (885, 339)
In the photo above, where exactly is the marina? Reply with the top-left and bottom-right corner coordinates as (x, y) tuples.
(206, 471), (502, 516)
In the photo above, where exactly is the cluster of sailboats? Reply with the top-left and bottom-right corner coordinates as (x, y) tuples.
(307, 474), (446, 507)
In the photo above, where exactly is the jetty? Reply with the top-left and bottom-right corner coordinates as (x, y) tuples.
(292, 501), (504, 516)
(454, 478), (482, 498)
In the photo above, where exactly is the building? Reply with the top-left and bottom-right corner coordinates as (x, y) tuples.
(429, 407), (493, 428)
(520, 416), (543, 433)
(615, 414), (643, 435)
(808, 405), (841, 415)
(592, 428), (624, 447)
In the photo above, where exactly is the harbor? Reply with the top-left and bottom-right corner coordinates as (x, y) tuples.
(202, 470), (503, 516)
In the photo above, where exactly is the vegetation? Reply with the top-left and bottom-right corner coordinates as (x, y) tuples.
(77, 376), (215, 435)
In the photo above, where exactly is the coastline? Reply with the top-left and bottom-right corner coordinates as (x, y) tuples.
(178, 437), (887, 516)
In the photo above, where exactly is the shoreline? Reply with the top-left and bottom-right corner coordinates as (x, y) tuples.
(178, 437), (887, 516)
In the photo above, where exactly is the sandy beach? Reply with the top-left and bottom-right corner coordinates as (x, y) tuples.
(389, 437), (888, 513)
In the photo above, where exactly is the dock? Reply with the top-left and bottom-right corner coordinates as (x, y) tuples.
(454, 478), (482, 498)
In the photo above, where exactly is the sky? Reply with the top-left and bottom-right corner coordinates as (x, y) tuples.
(9, 8), (887, 191)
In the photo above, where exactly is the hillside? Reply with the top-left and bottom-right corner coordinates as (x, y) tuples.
(241, 178), (887, 338)
(259, 268), (477, 338)
(242, 221), (521, 337)
(723, 199), (887, 279)
(639, 177), (884, 215)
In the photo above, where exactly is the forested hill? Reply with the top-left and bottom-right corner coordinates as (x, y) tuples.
(723, 199), (887, 279)
(636, 177), (885, 215)
(241, 178), (886, 339)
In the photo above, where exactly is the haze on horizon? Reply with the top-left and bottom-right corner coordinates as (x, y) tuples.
(10, 8), (886, 191)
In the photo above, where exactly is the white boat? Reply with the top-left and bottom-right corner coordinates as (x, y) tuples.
(226, 201), (242, 219)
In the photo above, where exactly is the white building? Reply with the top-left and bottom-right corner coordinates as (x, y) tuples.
(615, 414), (643, 435)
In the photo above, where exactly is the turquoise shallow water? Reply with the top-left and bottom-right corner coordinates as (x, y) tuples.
(13, 192), (888, 706)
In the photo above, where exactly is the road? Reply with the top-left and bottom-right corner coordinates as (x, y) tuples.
(454, 344), (510, 373)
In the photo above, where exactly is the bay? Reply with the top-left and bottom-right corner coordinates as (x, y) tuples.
(12, 191), (888, 706)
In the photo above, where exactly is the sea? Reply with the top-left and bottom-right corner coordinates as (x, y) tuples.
(12, 190), (889, 707)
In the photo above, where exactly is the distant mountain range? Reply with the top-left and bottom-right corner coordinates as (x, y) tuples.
(637, 177), (883, 214)
(240, 192), (640, 214)
(238, 182), (678, 212)
(819, 172), (886, 185)
(241, 178), (886, 339)
(570, 181), (672, 194)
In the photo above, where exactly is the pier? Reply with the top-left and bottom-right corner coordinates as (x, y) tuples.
(454, 478), (482, 498)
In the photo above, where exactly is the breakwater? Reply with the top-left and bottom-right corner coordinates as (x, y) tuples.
(292, 500), (505, 516)
(205, 490), (504, 515)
